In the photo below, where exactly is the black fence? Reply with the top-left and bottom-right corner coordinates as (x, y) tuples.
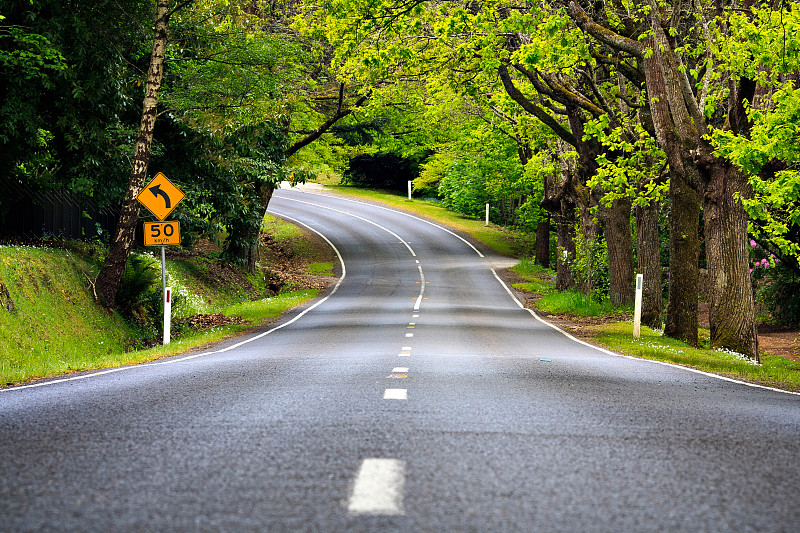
(0, 182), (120, 242)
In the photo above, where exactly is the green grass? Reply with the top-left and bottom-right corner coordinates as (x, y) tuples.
(263, 213), (304, 240)
(0, 227), (323, 386)
(308, 262), (335, 276)
(511, 258), (556, 294)
(0, 246), (138, 384)
(537, 290), (629, 317)
(588, 322), (800, 392)
(76, 289), (321, 373)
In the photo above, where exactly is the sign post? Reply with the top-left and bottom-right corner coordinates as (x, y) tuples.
(633, 273), (644, 339)
(163, 286), (172, 345)
(136, 172), (184, 345)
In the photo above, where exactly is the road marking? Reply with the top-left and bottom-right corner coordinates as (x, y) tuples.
(393, 367), (409, 373)
(274, 196), (417, 257)
(413, 314), (419, 318)
(402, 346), (412, 351)
(348, 458), (405, 516)
(405, 333), (414, 338)
(388, 374), (407, 378)
(384, 388), (407, 400)
(283, 191), (484, 258)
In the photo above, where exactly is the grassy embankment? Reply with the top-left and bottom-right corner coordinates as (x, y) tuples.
(0, 215), (333, 386)
(323, 184), (800, 392)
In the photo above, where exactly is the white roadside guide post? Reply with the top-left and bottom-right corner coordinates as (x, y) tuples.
(633, 273), (644, 338)
(485, 203), (489, 226)
(161, 246), (171, 345)
(136, 172), (185, 346)
(408, 181), (412, 201)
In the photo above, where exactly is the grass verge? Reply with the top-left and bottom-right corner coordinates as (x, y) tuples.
(583, 322), (800, 393)
(0, 214), (330, 387)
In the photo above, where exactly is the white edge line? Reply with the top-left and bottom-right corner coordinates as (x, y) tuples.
(2, 213), (347, 394)
(490, 268), (800, 397)
(278, 188), (484, 258)
(414, 265), (425, 311)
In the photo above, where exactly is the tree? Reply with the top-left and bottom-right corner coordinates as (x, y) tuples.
(568, 0), (758, 358)
(0, 0), (154, 208)
(96, 0), (173, 307)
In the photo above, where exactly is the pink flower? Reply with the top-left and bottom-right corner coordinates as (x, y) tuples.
(761, 258), (770, 267)
(749, 268), (754, 273)
(750, 239), (758, 248)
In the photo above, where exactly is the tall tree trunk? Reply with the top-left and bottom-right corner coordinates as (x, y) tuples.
(635, 198), (663, 329)
(601, 197), (635, 307)
(224, 182), (275, 273)
(574, 182), (598, 295)
(702, 161), (759, 360)
(664, 173), (700, 345)
(556, 199), (577, 291)
(641, 33), (701, 346)
(535, 216), (550, 268)
(96, 0), (170, 308)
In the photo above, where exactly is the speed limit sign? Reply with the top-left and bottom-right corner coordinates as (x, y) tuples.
(143, 221), (180, 246)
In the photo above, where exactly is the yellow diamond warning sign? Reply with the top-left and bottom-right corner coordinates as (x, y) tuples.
(144, 221), (180, 246)
(137, 172), (185, 220)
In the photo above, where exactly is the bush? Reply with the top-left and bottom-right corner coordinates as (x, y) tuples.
(755, 262), (800, 327)
(571, 231), (610, 302)
(116, 254), (166, 337)
(437, 160), (488, 218)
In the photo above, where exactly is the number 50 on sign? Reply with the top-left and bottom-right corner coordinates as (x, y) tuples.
(144, 221), (180, 246)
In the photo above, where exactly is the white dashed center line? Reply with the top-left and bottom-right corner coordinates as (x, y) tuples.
(348, 458), (406, 515)
(384, 389), (407, 400)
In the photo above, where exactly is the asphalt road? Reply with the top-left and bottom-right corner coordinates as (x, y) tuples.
(1, 186), (798, 532)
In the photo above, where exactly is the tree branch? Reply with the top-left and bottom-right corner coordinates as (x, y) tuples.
(498, 63), (576, 147)
(285, 89), (369, 158)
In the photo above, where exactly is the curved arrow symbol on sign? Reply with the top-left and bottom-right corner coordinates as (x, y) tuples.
(149, 184), (171, 208)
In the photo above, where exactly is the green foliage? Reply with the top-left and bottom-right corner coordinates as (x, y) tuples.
(753, 259), (800, 327)
(0, 23), (66, 80)
(437, 159), (489, 218)
(585, 115), (668, 208)
(709, 5), (800, 263)
(0, 0), (152, 205)
(116, 254), (177, 338)
(571, 230), (610, 303)
(414, 153), (456, 197)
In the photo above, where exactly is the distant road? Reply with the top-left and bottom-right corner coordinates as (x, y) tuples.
(1, 186), (798, 532)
